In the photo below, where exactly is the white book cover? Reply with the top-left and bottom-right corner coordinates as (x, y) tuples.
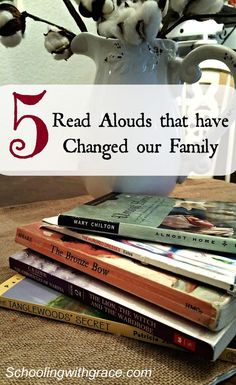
(43, 216), (236, 296)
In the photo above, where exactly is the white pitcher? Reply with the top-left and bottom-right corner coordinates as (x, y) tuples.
(71, 33), (236, 196)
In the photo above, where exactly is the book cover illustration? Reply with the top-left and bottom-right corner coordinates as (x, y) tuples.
(15, 223), (236, 329)
(43, 218), (236, 295)
(58, 193), (236, 254)
(1, 273), (236, 361)
(10, 249), (236, 332)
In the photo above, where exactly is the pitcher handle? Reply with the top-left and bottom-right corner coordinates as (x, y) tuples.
(178, 44), (236, 176)
(179, 45), (236, 87)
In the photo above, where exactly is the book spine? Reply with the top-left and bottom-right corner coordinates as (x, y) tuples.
(58, 215), (120, 235)
(43, 224), (235, 295)
(15, 226), (219, 330)
(75, 233), (124, 256)
(10, 256), (192, 341)
(58, 215), (236, 254)
(73, 233), (236, 284)
(0, 295), (173, 348)
(9, 256), (167, 336)
(0, 283), (214, 359)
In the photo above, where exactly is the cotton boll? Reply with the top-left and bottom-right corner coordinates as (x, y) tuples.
(184, 0), (224, 15)
(140, 1), (162, 42)
(1, 31), (22, 46)
(0, 4), (25, 34)
(44, 30), (69, 53)
(123, 1), (162, 45)
(122, 25), (140, 45)
(0, 3), (25, 47)
(170, 0), (224, 16)
(44, 29), (73, 60)
(0, 10), (13, 28)
(115, 6), (137, 41)
(121, 2), (145, 45)
(170, 0), (188, 15)
(99, 0), (163, 44)
(79, 0), (114, 20)
(97, 16), (119, 38)
(99, 2), (140, 41)
(98, 7), (133, 39)
(103, 0), (115, 15)
(97, 0), (131, 38)
(123, 17), (144, 45)
(117, 6), (140, 43)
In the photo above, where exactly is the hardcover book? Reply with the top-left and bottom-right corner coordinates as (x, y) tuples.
(15, 223), (236, 329)
(57, 193), (236, 254)
(43, 217), (236, 295)
(1, 273), (236, 361)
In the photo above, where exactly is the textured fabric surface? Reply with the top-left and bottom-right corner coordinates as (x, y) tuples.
(0, 179), (236, 385)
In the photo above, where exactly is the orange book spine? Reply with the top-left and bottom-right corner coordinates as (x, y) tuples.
(15, 223), (219, 329)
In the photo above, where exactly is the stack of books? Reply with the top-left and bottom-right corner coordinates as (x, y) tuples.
(1, 192), (236, 363)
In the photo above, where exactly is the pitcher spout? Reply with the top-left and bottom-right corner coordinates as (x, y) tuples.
(71, 32), (101, 60)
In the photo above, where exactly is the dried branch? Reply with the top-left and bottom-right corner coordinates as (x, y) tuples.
(22, 11), (76, 38)
(62, 0), (87, 32)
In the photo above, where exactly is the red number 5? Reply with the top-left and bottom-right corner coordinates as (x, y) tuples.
(10, 90), (48, 159)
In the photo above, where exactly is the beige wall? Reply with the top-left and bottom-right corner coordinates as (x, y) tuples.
(0, 0), (96, 85)
(0, 1), (97, 205)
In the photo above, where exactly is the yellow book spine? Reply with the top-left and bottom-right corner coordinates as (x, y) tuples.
(1, 274), (234, 361)
(0, 274), (24, 295)
(0, 282), (177, 350)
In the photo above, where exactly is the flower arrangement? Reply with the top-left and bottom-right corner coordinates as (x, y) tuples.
(0, 0), (235, 60)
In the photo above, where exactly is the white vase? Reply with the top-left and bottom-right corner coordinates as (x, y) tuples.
(71, 33), (236, 196)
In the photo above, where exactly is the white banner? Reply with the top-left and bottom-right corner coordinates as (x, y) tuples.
(0, 84), (235, 176)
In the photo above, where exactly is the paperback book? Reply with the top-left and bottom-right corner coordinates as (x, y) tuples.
(43, 217), (236, 295)
(57, 193), (236, 254)
(1, 273), (236, 361)
(9, 249), (236, 332)
(15, 222), (236, 329)
(0, 273), (172, 348)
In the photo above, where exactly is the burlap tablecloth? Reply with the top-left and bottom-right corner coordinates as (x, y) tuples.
(0, 178), (236, 385)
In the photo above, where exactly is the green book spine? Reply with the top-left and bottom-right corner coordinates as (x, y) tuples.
(58, 193), (236, 254)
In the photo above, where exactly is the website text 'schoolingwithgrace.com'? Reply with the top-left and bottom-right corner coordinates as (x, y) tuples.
(5, 366), (153, 381)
